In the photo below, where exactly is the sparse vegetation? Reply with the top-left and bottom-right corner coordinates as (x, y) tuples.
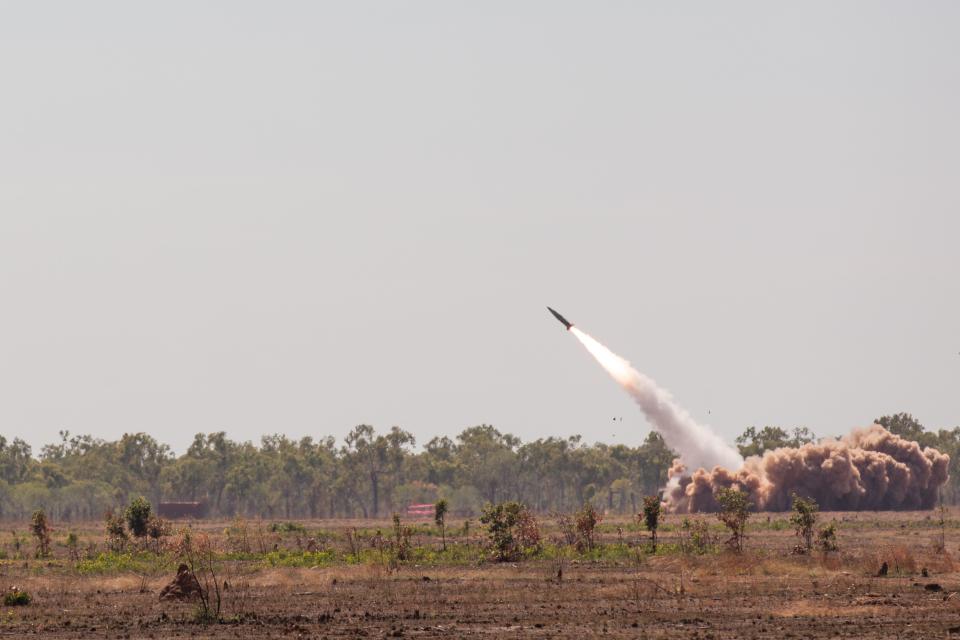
(124, 497), (152, 539)
(3, 587), (30, 607)
(181, 531), (222, 623)
(146, 516), (170, 552)
(0, 509), (952, 637)
(65, 531), (80, 561)
(104, 511), (128, 552)
(480, 501), (541, 561)
(679, 517), (713, 554)
(391, 514), (413, 561)
(937, 495), (947, 552)
(10, 529), (24, 559)
(789, 494), (818, 554)
(30, 510), (51, 559)
(816, 523), (839, 552)
(269, 522), (306, 534)
(574, 503), (602, 552)
(716, 488), (751, 552)
(434, 499), (448, 551)
(641, 496), (662, 551)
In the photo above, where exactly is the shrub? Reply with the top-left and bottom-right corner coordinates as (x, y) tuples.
(680, 517), (712, 554)
(574, 503), (603, 552)
(816, 523), (839, 552)
(30, 510), (52, 559)
(146, 516), (171, 552)
(268, 522), (306, 534)
(391, 513), (413, 561)
(105, 511), (128, 552)
(434, 499), (449, 551)
(65, 532), (81, 561)
(640, 496), (662, 551)
(479, 501), (541, 561)
(3, 587), (30, 606)
(182, 532), (221, 623)
(554, 513), (578, 547)
(125, 497), (152, 538)
(226, 518), (251, 554)
(789, 494), (818, 554)
(716, 488), (751, 552)
(10, 530), (24, 558)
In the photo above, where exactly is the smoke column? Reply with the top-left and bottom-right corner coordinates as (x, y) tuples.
(569, 327), (743, 472)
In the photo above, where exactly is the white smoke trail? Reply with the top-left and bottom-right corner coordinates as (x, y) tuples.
(570, 327), (743, 472)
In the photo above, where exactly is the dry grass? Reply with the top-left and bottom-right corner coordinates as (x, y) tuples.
(0, 510), (957, 637)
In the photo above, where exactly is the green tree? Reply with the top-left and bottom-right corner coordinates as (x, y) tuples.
(434, 498), (449, 551)
(716, 488), (751, 552)
(736, 426), (815, 457)
(456, 426), (519, 505)
(105, 511), (127, 551)
(816, 523), (839, 552)
(0, 437), (34, 484)
(343, 425), (415, 518)
(641, 495), (662, 551)
(30, 509), (51, 558)
(574, 502), (603, 551)
(117, 433), (173, 505)
(479, 501), (540, 561)
(124, 496), (152, 538)
(875, 413), (935, 446)
(636, 432), (676, 495)
(789, 494), (818, 553)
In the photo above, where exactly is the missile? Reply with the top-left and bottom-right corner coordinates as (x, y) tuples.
(547, 306), (573, 330)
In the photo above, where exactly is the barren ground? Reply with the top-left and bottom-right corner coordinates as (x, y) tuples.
(1, 511), (959, 638)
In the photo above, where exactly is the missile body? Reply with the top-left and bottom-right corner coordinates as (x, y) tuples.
(547, 306), (573, 330)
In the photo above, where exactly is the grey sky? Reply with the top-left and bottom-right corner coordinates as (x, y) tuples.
(1, 2), (957, 454)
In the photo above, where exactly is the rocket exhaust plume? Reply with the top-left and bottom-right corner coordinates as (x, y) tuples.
(551, 309), (950, 511)
(557, 317), (742, 472)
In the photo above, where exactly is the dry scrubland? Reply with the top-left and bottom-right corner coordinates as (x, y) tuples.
(0, 511), (959, 638)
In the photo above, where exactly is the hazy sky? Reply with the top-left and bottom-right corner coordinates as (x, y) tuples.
(2, 2), (958, 454)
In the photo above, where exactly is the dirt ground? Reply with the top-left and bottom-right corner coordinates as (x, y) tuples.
(2, 511), (960, 638)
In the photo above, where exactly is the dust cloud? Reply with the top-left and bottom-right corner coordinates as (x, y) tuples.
(666, 424), (950, 512)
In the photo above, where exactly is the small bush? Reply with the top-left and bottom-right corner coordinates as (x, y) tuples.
(554, 513), (577, 547)
(105, 511), (128, 552)
(65, 531), (80, 561)
(680, 517), (713, 554)
(263, 549), (337, 568)
(640, 496), (662, 551)
(434, 499), (449, 551)
(75, 551), (166, 575)
(816, 523), (839, 552)
(789, 494), (818, 554)
(125, 497), (152, 538)
(3, 587), (30, 606)
(226, 518), (252, 554)
(10, 530), (24, 558)
(30, 510), (52, 559)
(391, 514), (413, 561)
(479, 501), (541, 562)
(574, 503), (603, 552)
(146, 516), (170, 552)
(268, 522), (306, 534)
(716, 488), (751, 552)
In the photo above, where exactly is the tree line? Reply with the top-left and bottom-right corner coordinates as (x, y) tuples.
(0, 412), (954, 521)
